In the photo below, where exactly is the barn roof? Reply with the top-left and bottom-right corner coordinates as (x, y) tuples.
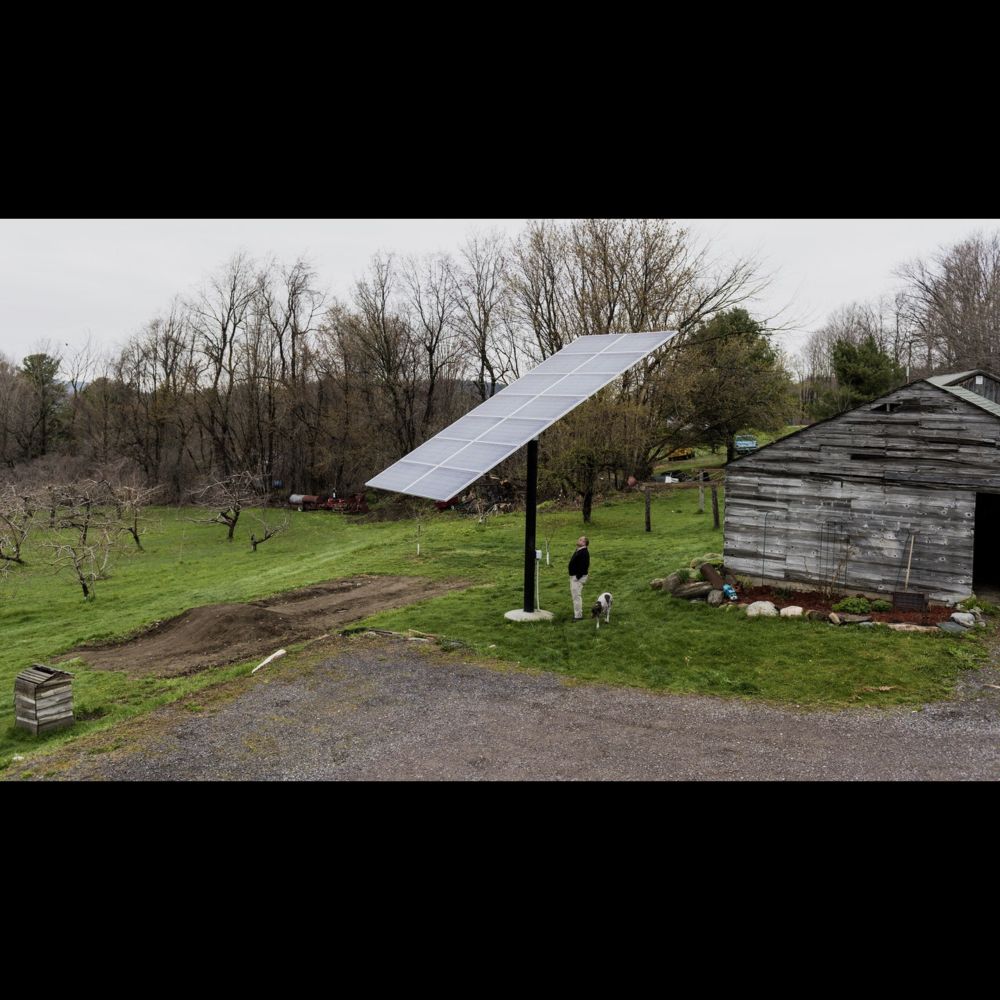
(923, 369), (1000, 420)
(924, 370), (980, 386)
(726, 369), (1000, 468)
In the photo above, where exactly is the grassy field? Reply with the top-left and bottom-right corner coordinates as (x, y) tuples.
(0, 486), (986, 770)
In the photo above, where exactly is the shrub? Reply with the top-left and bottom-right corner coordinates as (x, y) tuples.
(957, 594), (995, 614)
(690, 552), (724, 569)
(871, 599), (893, 612)
(674, 567), (703, 583)
(832, 596), (871, 614)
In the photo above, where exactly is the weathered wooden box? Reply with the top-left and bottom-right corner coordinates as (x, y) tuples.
(892, 591), (928, 612)
(15, 665), (74, 736)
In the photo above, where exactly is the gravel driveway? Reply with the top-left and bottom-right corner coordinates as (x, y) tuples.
(10, 635), (1000, 780)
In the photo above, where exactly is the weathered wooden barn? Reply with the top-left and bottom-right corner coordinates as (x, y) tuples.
(723, 370), (1000, 605)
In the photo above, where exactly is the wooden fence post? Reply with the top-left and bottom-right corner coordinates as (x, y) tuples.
(711, 484), (720, 530)
(645, 487), (651, 532)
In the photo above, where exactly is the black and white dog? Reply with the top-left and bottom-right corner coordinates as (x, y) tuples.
(591, 591), (613, 629)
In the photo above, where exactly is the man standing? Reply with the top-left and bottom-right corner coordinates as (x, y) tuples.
(568, 535), (590, 621)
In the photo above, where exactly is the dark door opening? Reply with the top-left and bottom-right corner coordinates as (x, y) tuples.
(973, 493), (1000, 592)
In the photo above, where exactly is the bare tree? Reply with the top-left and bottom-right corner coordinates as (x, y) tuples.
(452, 232), (522, 401)
(403, 252), (461, 432)
(188, 254), (261, 475)
(108, 481), (162, 551)
(896, 231), (1000, 372)
(249, 511), (289, 552)
(190, 471), (262, 542)
(0, 485), (37, 566)
(45, 480), (122, 600)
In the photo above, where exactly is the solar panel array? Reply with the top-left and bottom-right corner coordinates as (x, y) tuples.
(366, 331), (677, 501)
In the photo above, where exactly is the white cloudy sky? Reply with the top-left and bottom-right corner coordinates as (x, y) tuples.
(1, 218), (997, 365)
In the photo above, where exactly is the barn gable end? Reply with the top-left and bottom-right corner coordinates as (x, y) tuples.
(723, 377), (1000, 603)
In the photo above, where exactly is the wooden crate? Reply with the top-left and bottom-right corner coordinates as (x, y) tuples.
(15, 665), (74, 736)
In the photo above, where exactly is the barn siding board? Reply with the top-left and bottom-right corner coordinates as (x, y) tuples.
(723, 379), (997, 602)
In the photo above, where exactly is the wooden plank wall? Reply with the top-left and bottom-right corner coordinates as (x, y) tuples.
(723, 383), (999, 602)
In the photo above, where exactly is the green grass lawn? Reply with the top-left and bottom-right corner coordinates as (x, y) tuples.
(0, 488), (984, 770)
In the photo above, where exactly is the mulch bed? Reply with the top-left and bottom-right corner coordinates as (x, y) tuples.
(737, 586), (939, 626)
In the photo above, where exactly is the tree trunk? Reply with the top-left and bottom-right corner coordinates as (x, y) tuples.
(582, 490), (593, 523)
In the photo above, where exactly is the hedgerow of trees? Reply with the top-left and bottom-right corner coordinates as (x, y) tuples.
(1, 219), (784, 509)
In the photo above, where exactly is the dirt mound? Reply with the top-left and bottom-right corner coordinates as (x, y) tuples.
(68, 575), (466, 678)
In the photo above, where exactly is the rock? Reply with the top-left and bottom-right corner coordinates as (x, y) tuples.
(650, 578), (666, 590)
(829, 612), (842, 625)
(951, 612), (976, 627)
(938, 621), (970, 635)
(858, 621), (877, 627)
(662, 572), (684, 594)
(885, 622), (938, 633)
(779, 606), (804, 617)
(673, 582), (713, 600)
(707, 589), (724, 606)
(838, 613), (873, 624)
(805, 610), (827, 621)
(746, 601), (778, 618)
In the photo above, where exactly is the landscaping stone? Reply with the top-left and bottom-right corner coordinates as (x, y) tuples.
(707, 589), (724, 606)
(662, 572), (684, 595)
(938, 621), (969, 635)
(858, 621), (877, 627)
(885, 622), (939, 633)
(650, 578), (666, 590)
(779, 606), (804, 617)
(829, 612), (842, 625)
(746, 601), (778, 618)
(805, 610), (827, 621)
(674, 582), (713, 600)
(838, 613), (873, 624)
(951, 612), (976, 628)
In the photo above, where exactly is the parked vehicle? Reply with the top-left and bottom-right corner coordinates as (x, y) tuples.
(667, 446), (696, 461)
(288, 492), (369, 514)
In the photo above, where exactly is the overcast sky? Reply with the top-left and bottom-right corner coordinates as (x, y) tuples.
(1, 219), (997, 366)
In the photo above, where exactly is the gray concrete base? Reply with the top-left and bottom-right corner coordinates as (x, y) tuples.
(504, 609), (555, 622)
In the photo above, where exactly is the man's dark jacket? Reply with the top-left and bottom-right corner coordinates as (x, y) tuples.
(568, 546), (589, 579)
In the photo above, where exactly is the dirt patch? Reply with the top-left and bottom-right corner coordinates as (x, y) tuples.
(65, 575), (467, 678)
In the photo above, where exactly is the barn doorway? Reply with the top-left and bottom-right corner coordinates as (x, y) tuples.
(973, 493), (1000, 597)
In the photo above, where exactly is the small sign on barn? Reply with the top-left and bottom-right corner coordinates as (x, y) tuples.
(15, 665), (74, 736)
